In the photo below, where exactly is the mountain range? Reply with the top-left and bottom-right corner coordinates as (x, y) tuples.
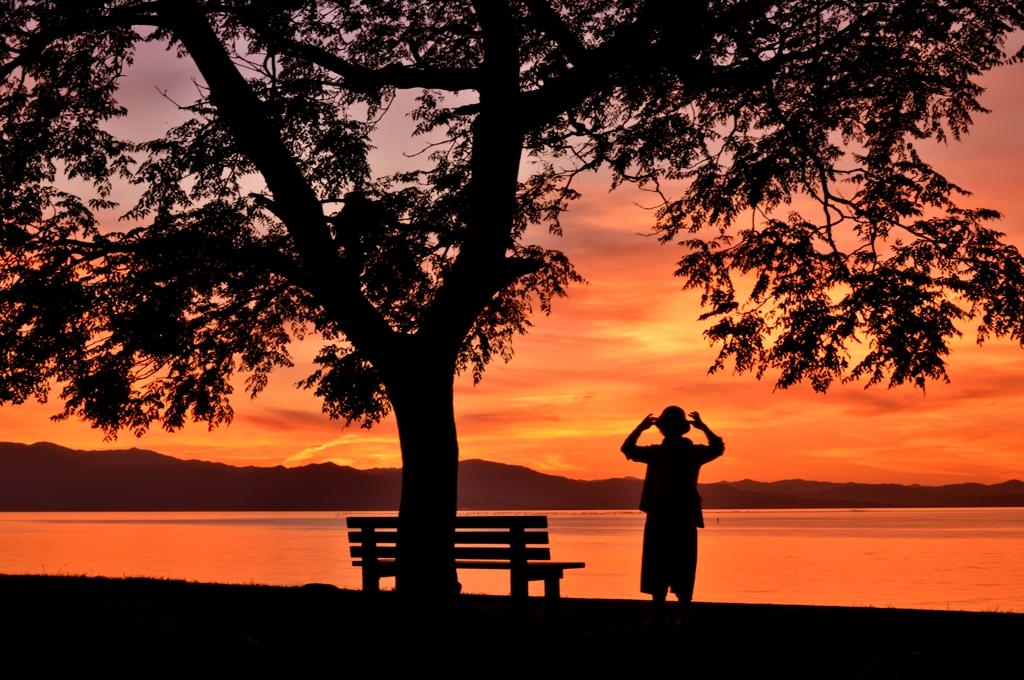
(1, 441), (1022, 511)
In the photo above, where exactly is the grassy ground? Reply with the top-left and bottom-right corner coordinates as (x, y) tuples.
(0, 574), (1020, 678)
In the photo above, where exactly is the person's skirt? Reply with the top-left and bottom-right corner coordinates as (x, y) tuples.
(640, 513), (698, 598)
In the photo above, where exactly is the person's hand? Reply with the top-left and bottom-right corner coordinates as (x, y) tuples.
(688, 411), (707, 429)
(638, 413), (658, 431)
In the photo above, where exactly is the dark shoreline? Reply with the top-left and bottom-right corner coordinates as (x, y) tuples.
(1, 574), (1019, 678)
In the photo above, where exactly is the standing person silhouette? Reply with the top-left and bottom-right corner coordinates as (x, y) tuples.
(621, 406), (724, 627)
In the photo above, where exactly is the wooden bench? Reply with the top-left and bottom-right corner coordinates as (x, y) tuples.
(347, 516), (584, 606)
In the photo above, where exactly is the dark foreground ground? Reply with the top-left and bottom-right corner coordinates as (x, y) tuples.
(0, 575), (1020, 678)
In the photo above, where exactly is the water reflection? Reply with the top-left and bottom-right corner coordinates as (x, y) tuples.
(0, 508), (1021, 612)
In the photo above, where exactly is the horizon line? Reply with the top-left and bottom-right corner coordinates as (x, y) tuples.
(4, 440), (1021, 489)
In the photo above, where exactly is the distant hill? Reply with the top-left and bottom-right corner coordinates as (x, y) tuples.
(0, 442), (401, 511)
(1, 441), (1022, 510)
(697, 478), (1024, 509)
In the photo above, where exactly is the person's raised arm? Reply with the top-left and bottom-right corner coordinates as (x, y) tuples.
(622, 413), (658, 462)
(689, 411), (724, 464)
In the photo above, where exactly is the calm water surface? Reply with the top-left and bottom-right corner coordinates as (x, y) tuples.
(1, 508), (1022, 612)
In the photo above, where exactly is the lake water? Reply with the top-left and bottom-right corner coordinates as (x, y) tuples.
(1, 508), (1022, 612)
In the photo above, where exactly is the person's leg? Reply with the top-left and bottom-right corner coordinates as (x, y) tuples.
(676, 526), (698, 627)
(641, 514), (671, 625)
(676, 595), (690, 628)
(651, 585), (669, 620)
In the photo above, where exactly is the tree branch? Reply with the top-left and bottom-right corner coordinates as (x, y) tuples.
(53, 234), (307, 285)
(157, 0), (397, 357)
(513, 1), (865, 134)
(0, 6), (160, 82)
(513, 0), (673, 130)
(418, 0), (524, 346)
(523, 0), (589, 65)
(276, 38), (480, 93)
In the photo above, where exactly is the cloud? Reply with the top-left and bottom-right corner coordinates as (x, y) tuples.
(233, 407), (337, 433)
(8, 42), (1024, 486)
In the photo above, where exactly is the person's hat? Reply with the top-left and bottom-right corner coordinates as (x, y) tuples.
(656, 406), (690, 435)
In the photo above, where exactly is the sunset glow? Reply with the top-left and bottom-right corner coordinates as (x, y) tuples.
(3, 41), (1024, 485)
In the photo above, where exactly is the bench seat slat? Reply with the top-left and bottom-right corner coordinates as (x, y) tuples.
(453, 531), (549, 544)
(346, 517), (400, 529)
(348, 531), (549, 545)
(457, 546), (551, 560)
(352, 559), (585, 572)
(454, 516), (548, 529)
(346, 516), (548, 530)
(352, 560), (398, 572)
(351, 546), (552, 560)
(454, 561), (586, 572)
(347, 530), (398, 544)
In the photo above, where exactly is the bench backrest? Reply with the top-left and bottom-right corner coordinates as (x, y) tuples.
(347, 516), (551, 563)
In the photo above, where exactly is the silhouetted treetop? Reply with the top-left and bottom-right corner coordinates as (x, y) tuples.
(2, 0), (1024, 442)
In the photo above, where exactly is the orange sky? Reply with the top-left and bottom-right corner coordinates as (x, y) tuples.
(3, 40), (1024, 485)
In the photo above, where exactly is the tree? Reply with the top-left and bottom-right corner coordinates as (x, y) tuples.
(3, 0), (1024, 599)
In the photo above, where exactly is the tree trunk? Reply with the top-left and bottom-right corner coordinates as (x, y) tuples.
(388, 367), (460, 603)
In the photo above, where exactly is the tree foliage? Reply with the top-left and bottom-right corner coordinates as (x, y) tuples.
(2, 0), (1024, 441)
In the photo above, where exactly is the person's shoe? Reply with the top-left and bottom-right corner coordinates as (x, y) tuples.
(676, 602), (692, 629)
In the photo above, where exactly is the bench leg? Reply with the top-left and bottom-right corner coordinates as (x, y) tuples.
(511, 571), (529, 603)
(362, 568), (380, 594)
(544, 576), (561, 615)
